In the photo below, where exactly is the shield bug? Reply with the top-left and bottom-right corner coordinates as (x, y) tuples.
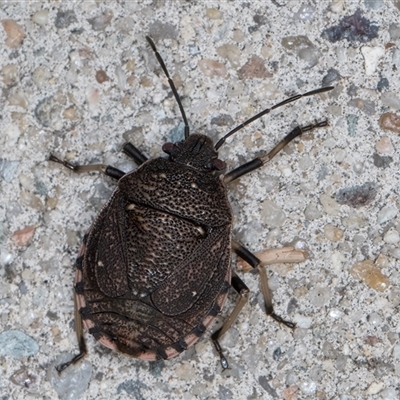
(51, 36), (333, 372)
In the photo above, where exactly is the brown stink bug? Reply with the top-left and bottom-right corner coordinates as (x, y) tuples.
(51, 36), (333, 371)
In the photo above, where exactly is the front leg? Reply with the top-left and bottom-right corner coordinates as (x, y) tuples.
(223, 120), (328, 184)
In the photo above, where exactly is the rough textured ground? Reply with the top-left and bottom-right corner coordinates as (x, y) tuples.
(1, 1), (400, 399)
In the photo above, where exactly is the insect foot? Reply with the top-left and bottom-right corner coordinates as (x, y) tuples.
(50, 36), (333, 371)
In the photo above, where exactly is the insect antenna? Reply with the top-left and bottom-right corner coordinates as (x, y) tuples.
(146, 36), (190, 138)
(214, 86), (334, 150)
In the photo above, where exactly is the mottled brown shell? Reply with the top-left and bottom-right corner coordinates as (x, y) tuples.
(75, 156), (233, 360)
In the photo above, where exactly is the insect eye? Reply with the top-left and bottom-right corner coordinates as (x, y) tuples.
(212, 158), (226, 170)
(162, 142), (174, 154)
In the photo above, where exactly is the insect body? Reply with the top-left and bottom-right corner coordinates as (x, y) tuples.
(51, 37), (333, 371)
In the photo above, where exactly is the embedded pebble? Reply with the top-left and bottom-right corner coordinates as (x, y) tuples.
(322, 68), (341, 87)
(308, 286), (331, 307)
(55, 10), (77, 29)
(376, 136), (394, 155)
(361, 46), (385, 76)
(198, 59), (227, 78)
(364, 0), (384, 9)
(88, 10), (113, 31)
(115, 65), (126, 90)
(293, 4), (315, 21)
(11, 226), (36, 246)
(0, 330), (39, 358)
(47, 353), (93, 400)
(281, 36), (321, 68)
(324, 224), (344, 242)
(304, 203), (322, 220)
(258, 376), (278, 397)
(377, 205), (397, 224)
(216, 44), (241, 68)
(211, 114), (234, 127)
(342, 211), (368, 229)
(34, 96), (64, 130)
(0, 159), (19, 182)
(320, 194), (340, 216)
(377, 77), (389, 92)
(261, 199), (286, 227)
(147, 21), (178, 42)
(393, 49), (400, 68)
(365, 381), (384, 395)
(298, 154), (313, 170)
(206, 8), (223, 20)
(335, 354), (347, 371)
(321, 9), (379, 42)
(379, 113), (400, 134)
(293, 314), (312, 329)
(384, 228), (400, 244)
(335, 182), (377, 207)
(347, 98), (375, 115)
(1, 64), (19, 86)
(350, 260), (390, 292)
(374, 153), (393, 169)
(32, 10), (49, 26)
(381, 91), (400, 110)
(347, 114), (358, 136)
(1, 19), (25, 48)
(237, 55), (272, 79)
(389, 23), (400, 40)
(300, 380), (317, 396)
(368, 312), (383, 326)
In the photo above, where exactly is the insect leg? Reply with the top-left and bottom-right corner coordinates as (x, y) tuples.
(122, 142), (148, 165)
(212, 271), (249, 370)
(223, 120), (328, 184)
(232, 240), (295, 329)
(55, 291), (88, 373)
(49, 154), (125, 180)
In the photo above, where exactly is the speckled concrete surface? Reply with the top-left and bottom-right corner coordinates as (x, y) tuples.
(1, 1), (400, 399)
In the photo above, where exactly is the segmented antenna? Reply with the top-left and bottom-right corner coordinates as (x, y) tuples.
(214, 86), (334, 150)
(146, 36), (190, 139)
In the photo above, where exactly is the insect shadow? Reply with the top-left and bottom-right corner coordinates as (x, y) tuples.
(50, 36), (333, 372)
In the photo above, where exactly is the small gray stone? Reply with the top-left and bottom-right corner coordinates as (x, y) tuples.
(373, 153), (393, 168)
(218, 385), (233, 400)
(304, 203), (322, 220)
(0, 330), (39, 359)
(258, 376), (278, 398)
(261, 199), (286, 227)
(348, 98), (376, 115)
(148, 21), (178, 42)
(88, 10), (113, 31)
(346, 114), (358, 136)
(389, 23), (400, 40)
(117, 379), (148, 399)
(293, 4), (315, 21)
(0, 159), (19, 183)
(381, 91), (400, 110)
(34, 96), (63, 130)
(377, 205), (397, 224)
(364, 0), (384, 9)
(322, 341), (337, 358)
(211, 114), (234, 127)
(281, 35), (321, 68)
(322, 68), (341, 87)
(55, 10), (77, 29)
(47, 353), (92, 400)
(335, 354), (347, 371)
